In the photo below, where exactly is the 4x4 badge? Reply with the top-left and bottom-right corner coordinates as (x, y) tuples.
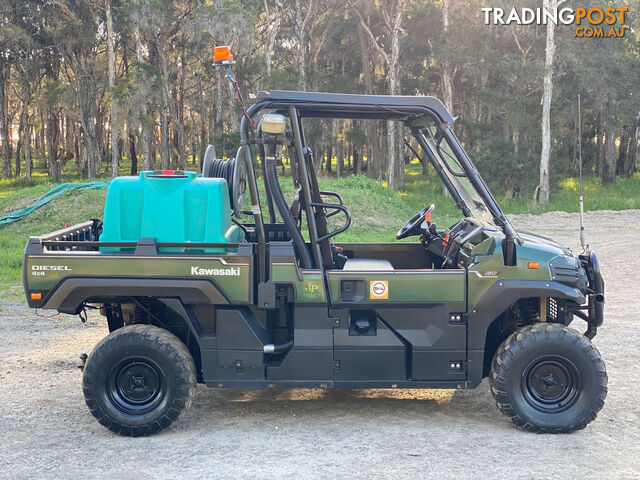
(480, 271), (499, 277)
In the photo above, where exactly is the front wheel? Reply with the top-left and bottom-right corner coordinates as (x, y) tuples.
(490, 323), (607, 433)
(82, 325), (196, 437)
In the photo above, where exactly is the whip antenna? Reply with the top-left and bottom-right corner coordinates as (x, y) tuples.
(578, 94), (586, 252)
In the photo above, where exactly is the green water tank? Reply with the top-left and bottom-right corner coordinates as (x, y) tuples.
(100, 170), (244, 252)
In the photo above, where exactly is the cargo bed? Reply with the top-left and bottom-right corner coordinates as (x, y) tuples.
(23, 220), (254, 312)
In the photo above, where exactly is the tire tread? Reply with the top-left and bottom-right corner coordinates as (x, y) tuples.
(489, 323), (607, 434)
(82, 325), (196, 437)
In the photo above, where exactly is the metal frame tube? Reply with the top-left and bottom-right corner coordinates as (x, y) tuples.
(414, 129), (471, 217)
(289, 106), (322, 268)
(264, 144), (313, 268)
(240, 102), (268, 281)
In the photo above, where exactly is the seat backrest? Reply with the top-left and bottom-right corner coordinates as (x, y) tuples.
(342, 258), (394, 271)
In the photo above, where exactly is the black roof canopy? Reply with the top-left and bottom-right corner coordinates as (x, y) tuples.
(255, 90), (455, 124)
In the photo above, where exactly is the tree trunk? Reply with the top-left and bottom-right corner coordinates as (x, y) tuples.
(155, 34), (187, 170)
(617, 129), (628, 175)
(628, 113), (639, 177)
(95, 106), (105, 176)
(64, 115), (74, 156)
(46, 111), (61, 180)
(24, 118), (32, 180)
(265, 1), (281, 76)
(106, 0), (120, 177)
(537, 0), (559, 204)
(225, 80), (240, 131)
(198, 75), (207, 171)
(376, 124), (386, 180)
(39, 110), (46, 168)
(595, 112), (603, 175)
(71, 57), (99, 179)
(602, 124), (617, 186)
(0, 63), (12, 178)
(387, 60), (404, 189)
(298, 30), (307, 91)
(441, 0), (455, 115)
(418, 142), (429, 175)
(357, 20), (382, 180)
(18, 85), (33, 180)
(16, 102), (24, 178)
(353, 0), (407, 189)
(160, 97), (170, 169)
(134, 24), (152, 171)
(334, 120), (343, 177)
(215, 70), (224, 133)
(292, 0), (313, 92)
(74, 126), (81, 171)
(178, 52), (186, 169)
(129, 130), (137, 175)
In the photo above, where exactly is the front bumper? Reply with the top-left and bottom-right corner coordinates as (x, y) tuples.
(578, 250), (605, 339)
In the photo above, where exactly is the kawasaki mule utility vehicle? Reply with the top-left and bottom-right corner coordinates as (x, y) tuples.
(23, 89), (606, 436)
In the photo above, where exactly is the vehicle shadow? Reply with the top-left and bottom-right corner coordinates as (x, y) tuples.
(184, 379), (499, 427)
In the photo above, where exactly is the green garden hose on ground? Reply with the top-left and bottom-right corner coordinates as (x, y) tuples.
(0, 182), (109, 229)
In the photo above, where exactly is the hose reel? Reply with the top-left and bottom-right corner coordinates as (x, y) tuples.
(202, 144), (247, 217)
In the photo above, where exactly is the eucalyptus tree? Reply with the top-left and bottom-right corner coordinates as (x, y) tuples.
(536, 0), (565, 204)
(0, 0), (17, 178)
(46, 0), (104, 179)
(351, 0), (408, 190)
(105, 0), (120, 176)
(8, 1), (48, 180)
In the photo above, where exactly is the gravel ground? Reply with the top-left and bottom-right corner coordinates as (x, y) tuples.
(1, 210), (639, 479)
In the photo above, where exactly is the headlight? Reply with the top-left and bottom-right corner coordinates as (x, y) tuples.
(550, 255), (588, 291)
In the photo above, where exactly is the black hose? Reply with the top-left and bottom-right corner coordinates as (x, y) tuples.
(258, 142), (277, 224)
(264, 145), (313, 269)
(204, 157), (236, 204)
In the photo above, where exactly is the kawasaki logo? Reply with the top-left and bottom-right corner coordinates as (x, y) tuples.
(190, 266), (241, 276)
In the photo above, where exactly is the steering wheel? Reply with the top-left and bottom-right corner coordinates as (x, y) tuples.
(396, 204), (435, 240)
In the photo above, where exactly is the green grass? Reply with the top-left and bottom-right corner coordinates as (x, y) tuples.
(2, 160), (639, 301)
(0, 184), (107, 300)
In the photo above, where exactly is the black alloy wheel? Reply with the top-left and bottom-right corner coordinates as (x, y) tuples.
(83, 324), (196, 437)
(490, 323), (607, 433)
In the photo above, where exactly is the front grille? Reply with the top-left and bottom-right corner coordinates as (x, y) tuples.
(548, 297), (574, 325)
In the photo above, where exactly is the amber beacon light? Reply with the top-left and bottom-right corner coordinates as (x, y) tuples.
(213, 46), (234, 64)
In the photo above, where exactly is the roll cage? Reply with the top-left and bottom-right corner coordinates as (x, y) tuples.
(238, 90), (519, 282)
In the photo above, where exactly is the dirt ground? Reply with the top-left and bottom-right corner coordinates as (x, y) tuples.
(1, 210), (639, 479)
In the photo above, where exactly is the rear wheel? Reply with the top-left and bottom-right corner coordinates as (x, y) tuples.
(490, 323), (607, 433)
(83, 325), (196, 436)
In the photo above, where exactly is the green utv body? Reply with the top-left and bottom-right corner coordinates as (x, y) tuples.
(23, 90), (607, 436)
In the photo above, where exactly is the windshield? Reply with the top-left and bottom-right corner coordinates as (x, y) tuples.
(419, 124), (495, 224)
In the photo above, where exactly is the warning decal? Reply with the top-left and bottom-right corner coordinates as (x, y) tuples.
(370, 280), (388, 300)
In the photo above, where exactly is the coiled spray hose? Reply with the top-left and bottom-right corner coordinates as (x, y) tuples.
(202, 144), (247, 217)
(203, 156), (236, 184)
(203, 143), (235, 185)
